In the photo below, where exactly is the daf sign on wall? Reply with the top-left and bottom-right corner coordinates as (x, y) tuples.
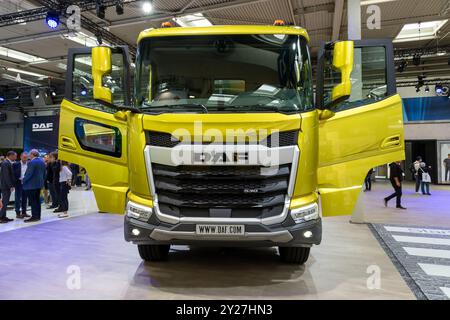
(24, 115), (59, 154)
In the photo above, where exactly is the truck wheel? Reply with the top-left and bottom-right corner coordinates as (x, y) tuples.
(278, 247), (310, 264)
(138, 245), (170, 262)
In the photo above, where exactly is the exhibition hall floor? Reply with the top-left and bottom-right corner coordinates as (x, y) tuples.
(0, 183), (449, 300)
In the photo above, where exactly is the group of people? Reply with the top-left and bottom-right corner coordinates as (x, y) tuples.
(0, 150), (73, 224)
(383, 156), (433, 210)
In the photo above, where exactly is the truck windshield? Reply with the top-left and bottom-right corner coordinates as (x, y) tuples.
(135, 34), (314, 114)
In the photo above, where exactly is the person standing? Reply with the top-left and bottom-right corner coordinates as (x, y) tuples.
(0, 151), (17, 223)
(384, 161), (406, 210)
(58, 161), (72, 218)
(46, 153), (57, 209)
(444, 154), (450, 182)
(50, 152), (62, 213)
(364, 168), (374, 191)
(12, 152), (31, 219)
(23, 149), (46, 223)
(419, 163), (432, 195)
(410, 156), (423, 193)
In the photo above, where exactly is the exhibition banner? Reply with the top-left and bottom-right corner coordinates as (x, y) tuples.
(23, 115), (59, 155)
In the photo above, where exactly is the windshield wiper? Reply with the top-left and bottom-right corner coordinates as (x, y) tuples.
(142, 103), (208, 114)
(213, 104), (297, 113)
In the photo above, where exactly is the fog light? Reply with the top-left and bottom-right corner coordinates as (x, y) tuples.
(303, 231), (313, 238)
(290, 203), (319, 224)
(132, 229), (140, 236)
(126, 201), (152, 221)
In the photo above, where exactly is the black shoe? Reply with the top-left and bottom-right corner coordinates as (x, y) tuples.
(24, 218), (40, 223)
(16, 213), (23, 219)
(427, 193), (432, 196)
(396, 206), (407, 210)
(53, 208), (63, 213)
(47, 206), (57, 209)
(0, 219), (8, 224)
(384, 199), (388, 207)
(21, 214), (31, 219)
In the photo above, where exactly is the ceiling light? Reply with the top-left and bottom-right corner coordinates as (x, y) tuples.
(394, 20), (448, 43)
(0, 47), (46, 63)
(142, 1), (153, 14)
(425, 86), (430, 92)
(7, 68), (46, 78)
(361, 0), (397, 5)
(173, 13), (212, 27)
(63, 32), (107, 47)
(1, 74), (40, 86)
(46, 10), (60, 29)
(0, 96), (5, 103)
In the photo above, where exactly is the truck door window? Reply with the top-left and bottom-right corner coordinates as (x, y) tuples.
(71, 52), (126, 113)
(74, 118), (122, 157)
(323, 46), (388, 112)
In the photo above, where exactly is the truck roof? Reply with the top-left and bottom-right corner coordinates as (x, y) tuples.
(137, 25), (310, 44)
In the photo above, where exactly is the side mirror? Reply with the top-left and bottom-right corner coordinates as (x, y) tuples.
(92, 46), (113, 105)
(330, 41), (354, 105)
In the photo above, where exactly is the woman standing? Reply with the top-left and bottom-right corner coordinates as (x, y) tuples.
(419, 162), (432, 196)
(58, 161), (72, 218)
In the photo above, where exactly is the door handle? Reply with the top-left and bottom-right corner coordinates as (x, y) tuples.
(60, 136), (77, 150)
(381, 135), (401, 149)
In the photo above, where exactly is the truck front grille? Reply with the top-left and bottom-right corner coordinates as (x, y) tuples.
(152, 164), (291, 219)
(146, 130), (298, 148)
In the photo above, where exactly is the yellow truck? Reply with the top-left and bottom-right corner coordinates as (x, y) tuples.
(58, 24), (404, 264)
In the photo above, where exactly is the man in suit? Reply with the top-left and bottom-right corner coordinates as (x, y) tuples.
(13, 152), (31, 219)
(23, 149), (46, 223)
(0, 151), (17, 223)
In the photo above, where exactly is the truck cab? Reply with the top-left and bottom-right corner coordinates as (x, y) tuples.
(58, 25), (404, 264)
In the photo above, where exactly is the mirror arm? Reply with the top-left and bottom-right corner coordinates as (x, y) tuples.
(94, 99), (142, 114)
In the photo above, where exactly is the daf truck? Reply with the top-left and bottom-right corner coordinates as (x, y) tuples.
(58, 24), (404, 264)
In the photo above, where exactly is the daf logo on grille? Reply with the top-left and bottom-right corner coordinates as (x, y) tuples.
(244, 189), (259, 193)
(194, 152), (249, 163)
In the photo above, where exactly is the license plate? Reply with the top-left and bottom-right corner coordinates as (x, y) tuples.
(196, 224), (245, 236)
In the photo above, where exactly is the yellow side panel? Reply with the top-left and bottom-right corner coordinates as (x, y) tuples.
(318, 94), (405, 217)
(58, 99), (129, 214)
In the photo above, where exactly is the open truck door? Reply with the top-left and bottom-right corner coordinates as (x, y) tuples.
(316, 39), (405, 217)
(58, 46), (132, 214)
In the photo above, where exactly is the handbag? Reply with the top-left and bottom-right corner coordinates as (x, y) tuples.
(420, 168), (431, 183)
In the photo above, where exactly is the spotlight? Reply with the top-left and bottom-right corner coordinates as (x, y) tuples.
(435, 84), (443, 95)
(397, 59), (407, 72)
(413, 53), (421, 66)
(0, 96), (5, 103)
(415, 86), (420, 93)
(116, 0), (124, 15)
(45, 10), (60, 29)
(96, 0), (106, 19)
(80, 85), (87, 96)
(425, 85), (430, 93)
(142, 1), (153, 14)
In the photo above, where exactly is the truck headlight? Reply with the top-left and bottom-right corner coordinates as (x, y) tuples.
(126, 201), (152, 221)
(290, 203), (319, 224)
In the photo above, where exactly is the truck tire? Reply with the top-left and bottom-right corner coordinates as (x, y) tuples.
(278, 247), (310, 264)
(138, 245), (170, 262)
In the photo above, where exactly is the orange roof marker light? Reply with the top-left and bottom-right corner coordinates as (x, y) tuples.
(161, 22), (173, 28)
(274, 20), (285, 26)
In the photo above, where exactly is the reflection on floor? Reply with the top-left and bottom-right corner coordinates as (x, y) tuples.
(0, 188), (97, 233)
(1, 181), (449, 300)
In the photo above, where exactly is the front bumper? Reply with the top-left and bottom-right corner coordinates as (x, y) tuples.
(124, 214), (322, 247)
